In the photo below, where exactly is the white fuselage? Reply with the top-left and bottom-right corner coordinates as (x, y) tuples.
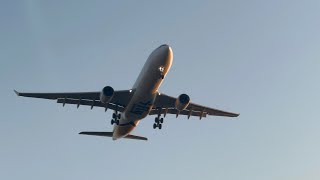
(112, 45), (173, 140)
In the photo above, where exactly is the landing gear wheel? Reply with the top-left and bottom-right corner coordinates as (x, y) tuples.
(112, 113), (117, 119)
(117, 114), (121, 119)
(160, 118), (164, 123)
(116, 120), (120, 125)
(155, 117), (159, 123)
(158, 123), (162, 129)
(111, 119), (115, 125)
(153, 123), (157, 129)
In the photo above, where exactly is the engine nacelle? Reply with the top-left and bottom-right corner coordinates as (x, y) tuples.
(175, 94), (190, 111)
(100, 86), (114, 104)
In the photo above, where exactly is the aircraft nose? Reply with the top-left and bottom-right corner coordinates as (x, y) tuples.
(159, 44), (169, 52)
(158, 44), (172, 58)
(159, 44), (169, 48)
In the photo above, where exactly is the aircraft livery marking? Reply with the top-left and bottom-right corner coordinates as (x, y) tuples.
(130, 100), (152, 115)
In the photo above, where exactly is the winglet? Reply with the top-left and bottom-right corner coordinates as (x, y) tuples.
(14, 90), (20, 96)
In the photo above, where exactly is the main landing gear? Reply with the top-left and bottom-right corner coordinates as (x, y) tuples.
(111, 110), (121, 125)
(153, 113), (164, 130)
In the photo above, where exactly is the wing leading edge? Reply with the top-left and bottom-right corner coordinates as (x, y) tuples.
(14, 89), (133, 112)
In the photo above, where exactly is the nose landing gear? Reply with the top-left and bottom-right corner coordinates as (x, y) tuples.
(159, 66), (165, 79)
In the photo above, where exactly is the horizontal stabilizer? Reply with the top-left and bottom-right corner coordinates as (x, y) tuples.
(79, 131), (113, 137)
(79, 131), (148, 141)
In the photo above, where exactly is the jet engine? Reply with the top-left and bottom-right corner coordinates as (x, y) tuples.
(100, 86), (114, 104)
(175, 94), (190, 111)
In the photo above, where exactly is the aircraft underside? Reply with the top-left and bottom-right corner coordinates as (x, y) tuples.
(15, 44), (239, 141)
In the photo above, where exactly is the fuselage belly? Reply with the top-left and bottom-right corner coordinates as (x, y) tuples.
(112, 45), (173, 140)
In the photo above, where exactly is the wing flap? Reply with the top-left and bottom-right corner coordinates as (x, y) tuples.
(187, 103), (239, 117)
(149, 108), (207, 118)
(15, 90), (100, 100)
(14, 89), (134, 111)
(153, 93), (239, 118)
(57, 98), (125, 112)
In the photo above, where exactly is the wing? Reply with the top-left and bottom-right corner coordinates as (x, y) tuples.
(150, 93), (239, 119)
(14, 89), (134, 112)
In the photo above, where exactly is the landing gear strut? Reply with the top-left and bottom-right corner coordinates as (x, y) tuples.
(111, 108), (121, 125)
(159, 66), (165, 79)
(153, 109), (164, 129)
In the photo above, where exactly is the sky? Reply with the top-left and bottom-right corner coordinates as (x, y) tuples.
(1, 0), (320, 180)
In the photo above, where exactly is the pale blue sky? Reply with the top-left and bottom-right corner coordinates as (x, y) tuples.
(1, 1), (320, 180)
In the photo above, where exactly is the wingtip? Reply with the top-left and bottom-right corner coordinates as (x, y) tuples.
(233, 113), (240, 117)
(14, 90), (20, 96)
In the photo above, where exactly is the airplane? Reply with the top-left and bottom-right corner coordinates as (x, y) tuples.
(14, 44), (239, 141)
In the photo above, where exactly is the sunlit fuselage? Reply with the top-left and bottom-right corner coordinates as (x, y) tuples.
(112, 45), (173, 140)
